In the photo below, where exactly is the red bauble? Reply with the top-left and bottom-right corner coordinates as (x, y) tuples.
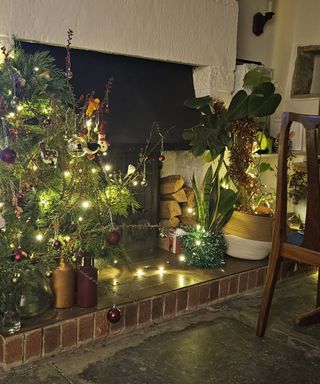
(106, 230), (121, 245)
(12, 249), (27, 262)
(107, 305), (121, 323)
(52, 239), (62, 250)
(0, 147), (17, 164)
(159, 154), (165, 162)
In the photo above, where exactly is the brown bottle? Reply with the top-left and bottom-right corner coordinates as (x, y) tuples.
(52, 257), (75, 309)
(77, 256), (98, 308)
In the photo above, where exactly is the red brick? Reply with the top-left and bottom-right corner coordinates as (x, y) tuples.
(239, 272), (249, 292)
(257, 268), (267, 287)
(198, 283), (210, 305)
(209, 281), (219, 302)
(125, 303), (138, 328)
(4, 334), (23, 366)
(24, 329), (42, 362)
(229, 275), (239, 295)
(164, 293), (177, 317)
(138, 300), (151, 324)
(152, 297), (164, 320)
(94, 310), (109, 339)
(43, 325), (60, 356)
(219, 278), (230, 298)
(61, 319), (77, 349)
(77, 314), (94, 343)
(187, 285), (199, 309)
(109, 306), (125, 334)
(177, 290), (188, 312)
(248, 270), (258, 290)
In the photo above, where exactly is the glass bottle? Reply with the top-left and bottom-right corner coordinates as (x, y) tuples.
(1, 292), (21, 334)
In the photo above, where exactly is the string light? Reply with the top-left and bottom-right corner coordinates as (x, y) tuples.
(64, 170), (70, 177)
(91, 168), (97, 174)
(65, 235), (70, 242)
(178, 254), (186, 262)
(187, 207), (193, 214)
(16, 105), (23, 111)
(133, 180), (138, 186)
(195, 240), (201, 246)
(32, 164), (38, 171)
(8, 112), (15, 118)
(0, 202), (4, 208)
(78, 216), (83, 222)
(36, 233), (43, 241)
(33, 67), (39, 72)
(114, 260), (118, 264)
(196, 224), (201, 231)
(86, 119), (93, 128)
(104, 164), (112, 171)
(158, 266), (165, 274)
(81, 200), (91, 209)
(135, 268), (144, 277)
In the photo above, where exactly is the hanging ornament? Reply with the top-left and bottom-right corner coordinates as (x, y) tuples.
(106, 230), (121, 245)
(65, 29), (74, 79)
(87, 154), (95, 161)
(12, 249), (28, 262)
(0, 147), (16, 164)
(45, 270), (52, 278)
(39, 142), (58, 166)
(97, 121), (110, 153)
(85, 141), (100, 155)
(85, 98), (100, 117)
(107, 305), (121, 323)
(67, 136), (87, 157)
(43, 117), (51, 126)
(52, 239), (62, 251)
(125, 164), (136, 178)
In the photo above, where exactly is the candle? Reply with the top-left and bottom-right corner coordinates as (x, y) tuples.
(268, 0), (273, 12)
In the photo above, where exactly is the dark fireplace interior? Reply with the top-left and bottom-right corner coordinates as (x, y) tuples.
(20, 41), (198, 250)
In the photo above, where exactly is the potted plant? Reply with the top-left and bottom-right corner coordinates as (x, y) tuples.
(180, 155), (237, 268)
(183, 69), (281, 260)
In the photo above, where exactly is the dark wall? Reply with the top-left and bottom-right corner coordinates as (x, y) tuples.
(20, 41), (198, 149)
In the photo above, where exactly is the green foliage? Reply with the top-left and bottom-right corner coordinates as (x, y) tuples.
(192, 160), (237, 233)
(243, 67), (272, 89)
(180, 229), (226, 268)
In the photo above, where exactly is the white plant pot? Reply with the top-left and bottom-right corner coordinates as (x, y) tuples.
(224, 234), (271, 260)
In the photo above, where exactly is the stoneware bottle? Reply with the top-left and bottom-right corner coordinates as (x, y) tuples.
(52, 257), (75, 308)
(77, 255), (98, 308)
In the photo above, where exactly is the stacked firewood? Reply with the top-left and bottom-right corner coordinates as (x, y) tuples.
(159, 175), (197, 228)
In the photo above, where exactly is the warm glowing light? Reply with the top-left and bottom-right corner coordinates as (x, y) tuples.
(187, 207), (193, 214)
(36, 233), (43, 241)
(158, 266), (165, 274)
(86, 119), (93, 128)
(34, 66), (39, 72)
(102, 152), (107, 156)
(32, 165), (38, 171)
(136, 268), (144, 277)
(78, 216), (83, 222)
(114, 259), (118, 264)
(91, 168), (97, 174)
(8, 112), (15, 118)
(133, 180), (138, 186)
(196, 224), (201, 231)
(0, 202), (4, 208)
(16, 105), (23, 111)
(179, 254), (186, 262)
(79, 169), (83, 173)
(65, 236), (70, 242)
(81, 200), (91, 209)
(195, 240), (201, 246)
(104, 164), (112, 171)
(63, 170), (70, 177)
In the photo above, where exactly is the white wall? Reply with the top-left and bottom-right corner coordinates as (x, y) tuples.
(237, 0), (275, 67)
(0, 0), (238, 98)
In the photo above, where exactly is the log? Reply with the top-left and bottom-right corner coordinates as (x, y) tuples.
(181, 216), (197, 226)
(160, 175), (185, 195)
(184, 187), (195, 208)
(162, 188), (188, 203)
(160, 200), (182, 219)
(160, 217), (180, 228)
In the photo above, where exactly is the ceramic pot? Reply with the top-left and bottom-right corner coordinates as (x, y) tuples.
(52, 258), (75, 309)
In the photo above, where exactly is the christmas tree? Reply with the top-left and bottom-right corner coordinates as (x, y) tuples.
(0, 41), (139, 293)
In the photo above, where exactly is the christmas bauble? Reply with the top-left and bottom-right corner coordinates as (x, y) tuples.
(106, 230), (121, 245)
(0, 147), (17, 164)
(107, 305), (121, 323)
(67, 137), (87, 157)
(43, 117), (51, 126)
(12, 249), (27, 262)
(52, 239), (62, 250)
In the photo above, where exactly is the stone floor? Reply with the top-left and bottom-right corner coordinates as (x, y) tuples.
(1, 273), (319, 384)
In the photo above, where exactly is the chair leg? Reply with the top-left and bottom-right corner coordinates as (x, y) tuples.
(256, 248), (282, 337)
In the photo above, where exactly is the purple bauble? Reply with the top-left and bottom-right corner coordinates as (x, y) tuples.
(52, 239), (62, 250)
(0, 147), (16, 164)
(107, 306), (121, 323)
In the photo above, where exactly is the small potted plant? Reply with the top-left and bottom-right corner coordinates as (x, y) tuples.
(183, 69), (281, 260)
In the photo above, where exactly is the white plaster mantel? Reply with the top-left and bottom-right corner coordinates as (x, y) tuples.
(0, 0), (238, 98)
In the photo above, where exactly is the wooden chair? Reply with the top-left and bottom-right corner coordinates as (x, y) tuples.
(256, 112), (320, 337)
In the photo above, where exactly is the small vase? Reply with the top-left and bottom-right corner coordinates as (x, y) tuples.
(52, 258), (75, 309)
(1, 292), (21, 335)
